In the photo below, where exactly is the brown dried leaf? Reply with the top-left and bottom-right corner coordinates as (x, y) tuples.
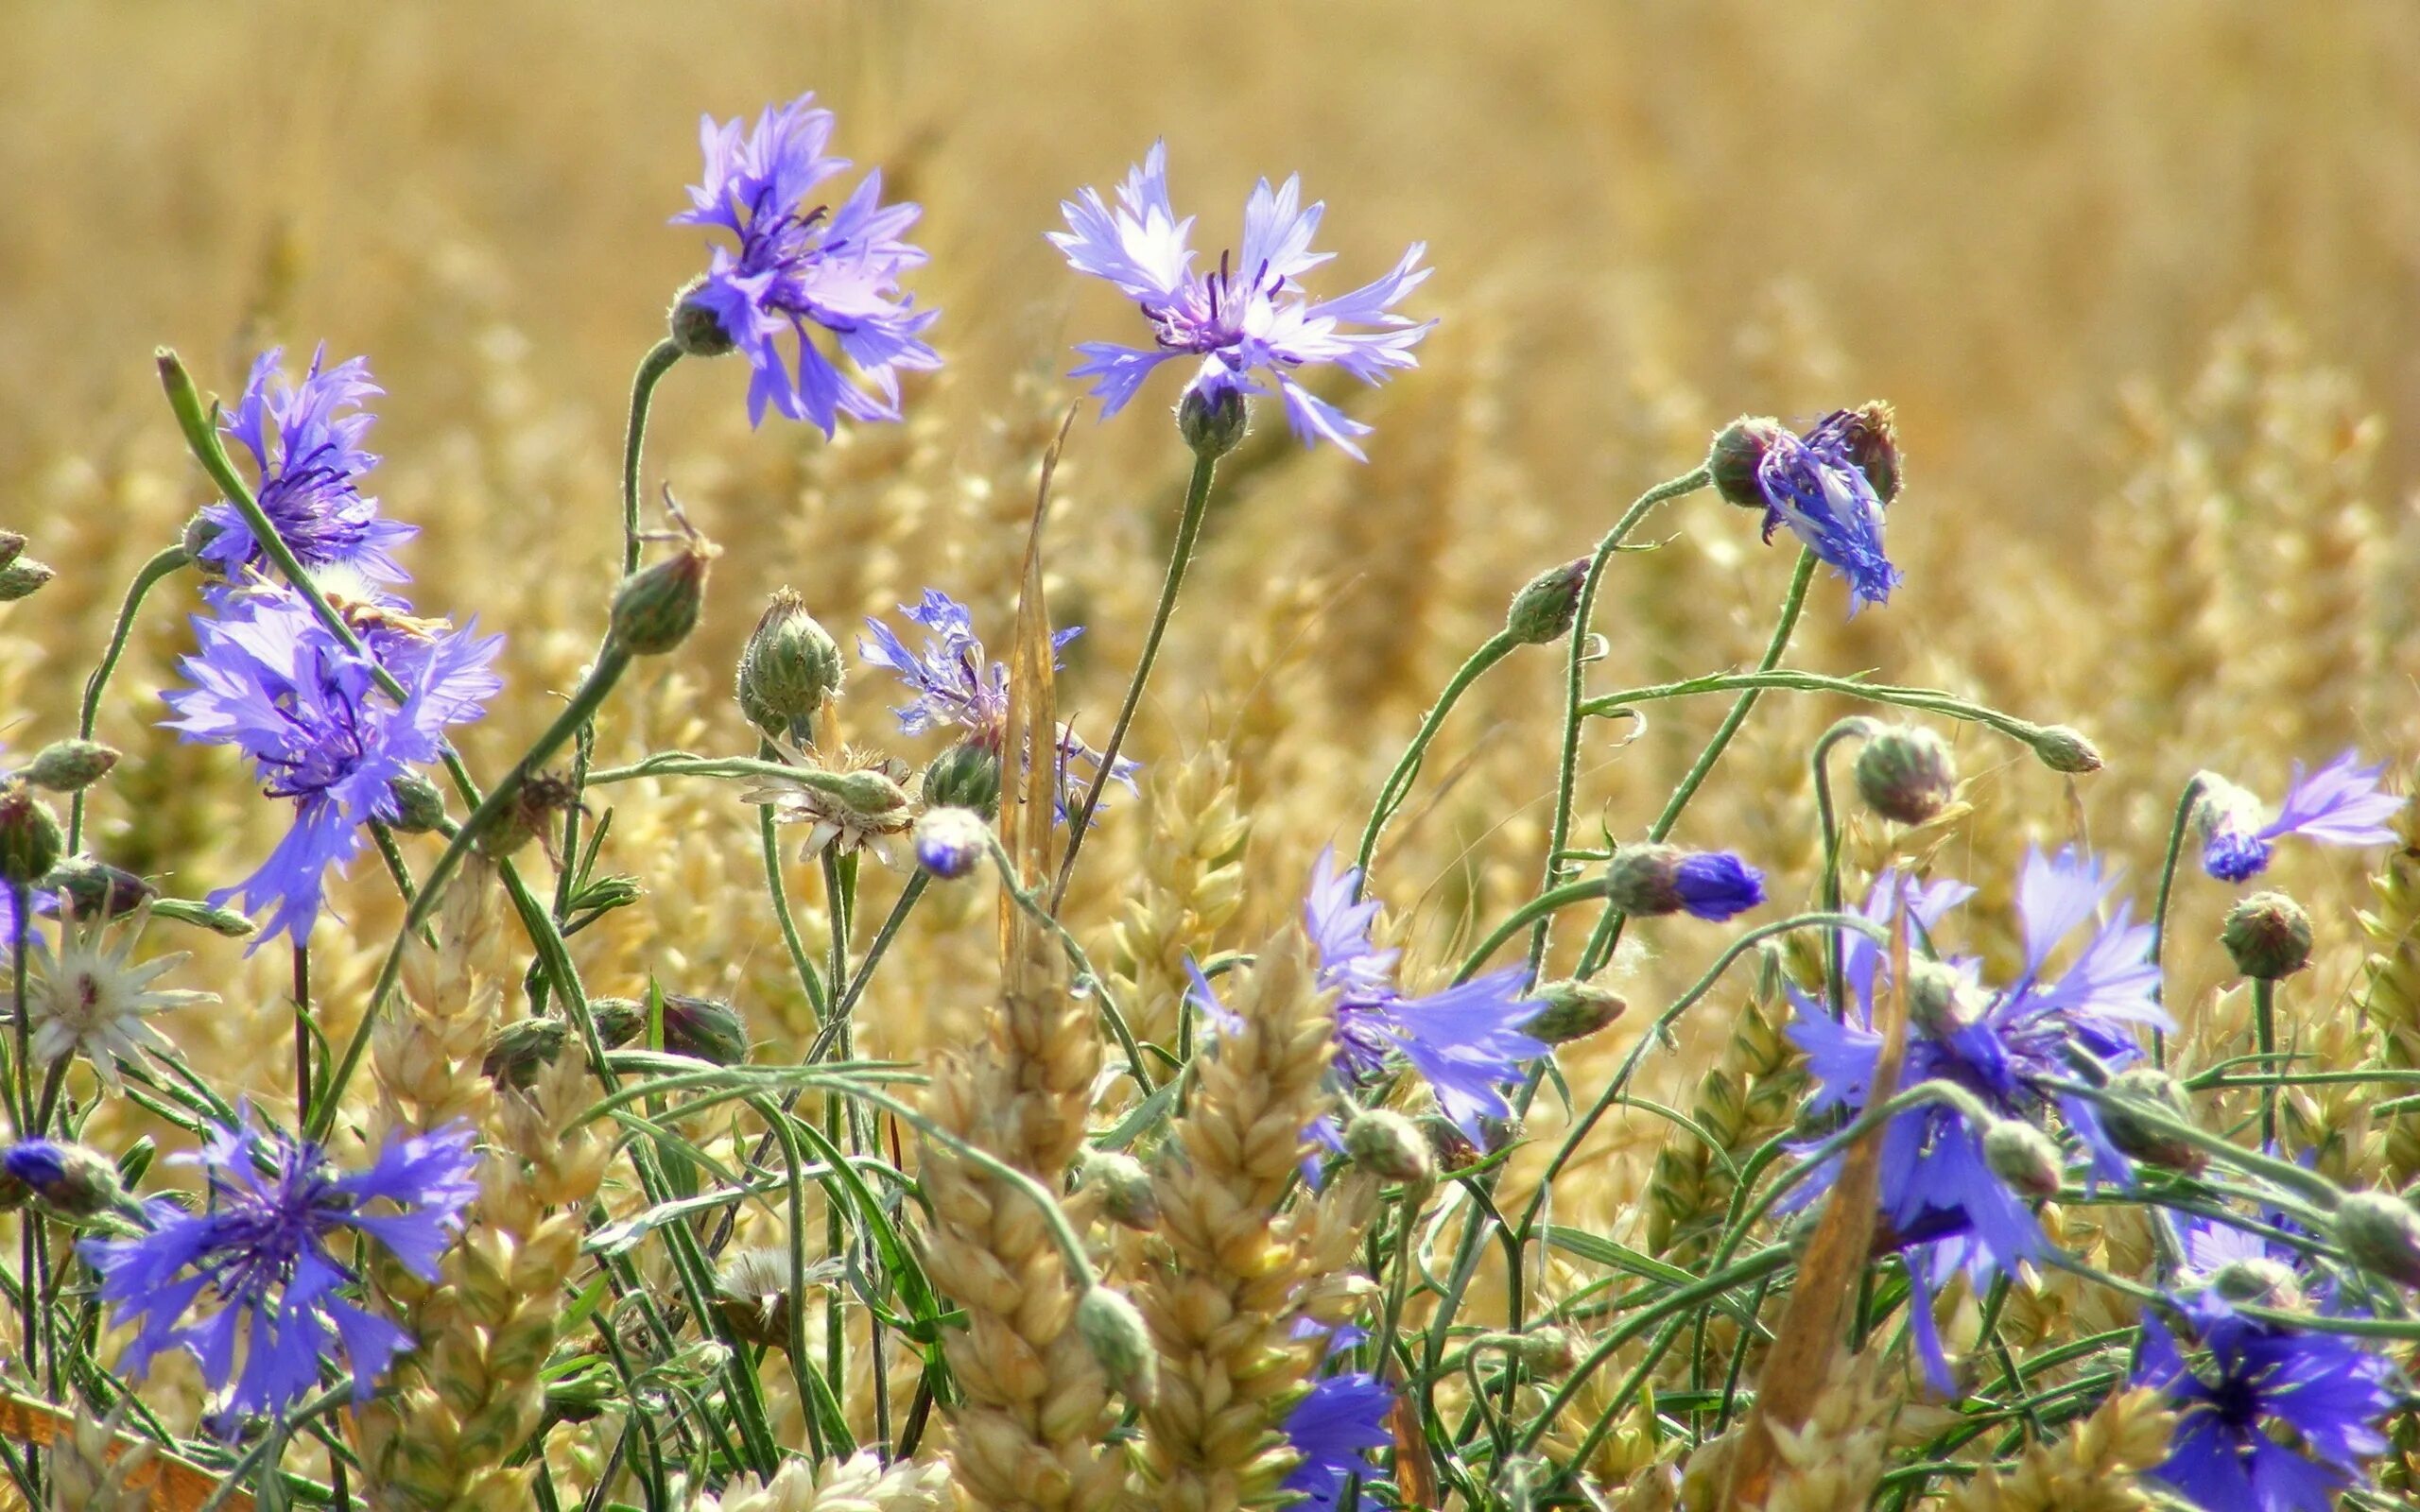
(997, 407), (1078, 984)
(0, 1390), (245, 1510)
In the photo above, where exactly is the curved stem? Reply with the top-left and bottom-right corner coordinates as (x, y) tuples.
(68, 545), (190, 852)
(622, 340), (683, 577)
(1453, 878), (1611, 984)
(1356, 629), (1520, 885)
(2148, 774), (2207, 1066)
(1811, 716), (1876, 1021)
(1054, 449), (1219, 904)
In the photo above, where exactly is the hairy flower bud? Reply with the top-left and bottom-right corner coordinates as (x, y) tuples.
(2210, 1256), (2299, 1308)
(668, 277), (738, 358)
(387, 771), (449, 834)
(611, 515), (719, 656)
(1076, 1150), (1160, 1231)
(913, 807), (990, 881)
(1606, 844), (1766, 921)
(2335, 1191), (2420, 1289)
(1344, 1108), (1436, 1185)
(2101, 1068), (2205, 1173)
(921, 738), (1002, 818)
(1855, 726), (1956, 825)
(1512, 1326), (1579, 1378)
(1076, 1286), (1158, 1405)
(483, 1017), (576, 1091)
(0, 780), (64, 889)
(661, 994), (751, 1066)
(737, 589), (843, 742)
(1906, 958), (1984, 1038)
(1707, 417), (1788, 510)
(0, 558), (56, 603)
(1177, 384), (1249, 459)
(1523, 980), (1627, 1044)
(1980, 1120), (2065, 1199)
(590, 997), (648, 1049)
(43, 855), (156, 920)
(1, 1141), (126, 1219)
(2028, 725), (2103, 775)
(24, 740), (118, 794)
(2221, 892), (2312, 981)
(1505, 558), (1590, 646)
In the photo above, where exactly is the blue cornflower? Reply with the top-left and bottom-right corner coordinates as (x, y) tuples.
(2195, 750), (2400, 884)
(1607, 843), (1767, 922)
(2137, 1265), (2397, 1512)
(1298, 849), (1547, 1143)
(164, 586), (501, 948)
(81, 1114), (477, 1429)
(1280, 1371), (1393, 1512)
(199, 346), (416, 584)
(1050, 142), (1434, 458)
(858, 588), (1136, 816)
(1747, 414), (1901, 613)
(1787, 849), (2171, 1390)
(673, 93), (940, 434)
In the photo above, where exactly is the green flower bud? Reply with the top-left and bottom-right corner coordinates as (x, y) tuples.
(2028, 725), (2103, 775)
(1512, 1325), (1578, 1378)
(567, 874), (644, 919)
(2335, 1190), (2420, 1289)
(1075, 1286), (1158, 1405)
(0, 532), (24, 570)
(476, 771), (581, 861)
(24, 739), (119, 794)
(1854, 726), (1956, 826)
(1907, 958), (1983, 1039)
(483, 1017), (575, 1091)
(922, 738), (1002, 818)
(388, 771), (449, 833)
(1505, 558), (1590, 646)
(2221, 891), (2313, 981)
(610, 524), (718, 657)
(2, 1142), (127, 1220)
(2100, 1068), (2205, 1173)
(1077, 1150), (1160, 1231)
(1177, 385), (1249, 459)
(1980, 1120), (2065, 1199)
(0, 781), (64, 888)
(147, 898), (257, 938)
(181, 512), (225, 568)
(590, 997), (648, 1049)
(1343, 1108), (1435, 1185)
(737, 589), (844, 742)
(668, 277), (737, 358)
(1523, 980), (1627, 1045)
(661, 994), (751, 1066)
(1708, 417), (1788, 509)
(2209, 1256), (2299, 1308)
(716, 1247), (798, 1350)
(42, 855), (156, 920)
(0, 559), (56, 603)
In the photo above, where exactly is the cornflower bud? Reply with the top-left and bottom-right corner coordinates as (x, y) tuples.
(2334, 1190), (2420, 1289)
(1343, 1108), (1436, 1185)
(1606, 843), (1766, 922)
(1075, 1286), (1158, 1405)
(181, 512), (225, 567)
(1980, 1120), (2065, 1199)
(1834, 401), (1902, 505)
(0, 780), (64, 889)
(0, 532), (24, 570)
(736, 589), (843, 742)
(43, 855), (156, 920)
(2100, 1068), (2205, 1173)
(2028, 725), (2103, 775)
(2210, 1256), (2300, 1308)
(1, 1141), (127, 1219)
(668, 276), (739, 358)
(1906, 958), (1983, 1039)
(610, 503), (719, 656)
(1505, 558), (1590, 646)
(1523, 980), (1627, 1045)
(913, 807), (991, 881)
(1177, 384), (1249, 459)
(2221, 892), (2313, 981)
(590, 998), (648, 1049)
(483, 1017), (575, 1091)
(922, 737), (1002, 818)
(1512, 1326), (1579, 1378)
(1854, 726), (1957, 826)
(475, 771), (581, 861)
(1076, 1150), (1160, 1231)
(387, 771), (449, 833)
(1707, 417), (1788, 510)
(0, 558), (56, 602)
(661, 994), (751, 1066)
(24, 740), (118, 794)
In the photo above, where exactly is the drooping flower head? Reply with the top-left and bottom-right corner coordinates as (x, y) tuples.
(1606, 843), (1767, 921)
(1050, 142), (1434, 458)
(673, 93), (940, 434)
(1786, 849), (2170, 1389)
(2194, 750), (2400, 884)
(858, 588), (1135, 823)
(164, 586), (502, 948)
(24, 902), (216, 1088)
(1712, 410), (1901, 613)
(2137, 1227), (2398, 1512)
(80, 1114), (478, 1429)
(199, 346), (415, 584)
(1295, 849), (1547, 1143)
(1280, 1371), (1393, 1511)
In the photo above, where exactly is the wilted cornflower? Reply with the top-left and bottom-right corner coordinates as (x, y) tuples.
(2137, 1228), (2397, 1512)
(1714, 412), (1901, 613)
(2194, 749), (2400, 884)
(739, 740), (916, 867)
(1280, 1371), (1393, 1512)
(1050, 141), (1434, 458)
(1294, 849), (1546, 1144)
(1786, 849), (2169, 1390)
(672, 93), (940, 433)
(164, 585), (502, 948)
(858, 588), (1136, 820)
(24, 902), (216, 1088)
(198, 346), (415, 584)
(81, 1114), (478, 1429)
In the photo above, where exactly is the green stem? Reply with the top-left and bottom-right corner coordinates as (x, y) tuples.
(1579, 667), (2049, 747)
(68, 544), (190, 852)
(1355, 629), (1520, 885)
(292, 942), (311, 1124)
(2254, 976), (2279, 1151)
(1811, 716), (1876, 1021)
(1453, 878), (1611, 984)
(2148, 775), (2207, 1066)
(1053, 449), (1219, 904)
(809, 874), (926, 1062)
(622, 340), (683, 577)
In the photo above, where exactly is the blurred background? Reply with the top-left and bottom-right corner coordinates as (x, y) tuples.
(4, 0), (2417, 1293)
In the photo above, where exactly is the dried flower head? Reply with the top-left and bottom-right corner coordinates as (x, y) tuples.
(739, 740), (915, 866)
(24, 903), (216, 1087)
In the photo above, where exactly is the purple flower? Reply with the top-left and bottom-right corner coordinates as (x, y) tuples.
(1608, 844), (1767, 922)
(199, 347), (416, 584)
(1753, 416), (1900, 613)
(2196, 750), (2401, 884)
(1280, 1371), (1393, 1512)
(1298, 849), (1546, 1143)
(164, 586), (501, 949)
(2138, 1284), (2396, 1512)
(1786, 849), (2170, 1391)
(80, 1113), (477, 1429)
(673, 94), (940, 434)
(1049, 142), (1434, 459)
(858, 588), (1135, 820)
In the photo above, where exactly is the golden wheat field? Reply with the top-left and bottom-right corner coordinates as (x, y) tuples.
(5, 4), (2420, 1510)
